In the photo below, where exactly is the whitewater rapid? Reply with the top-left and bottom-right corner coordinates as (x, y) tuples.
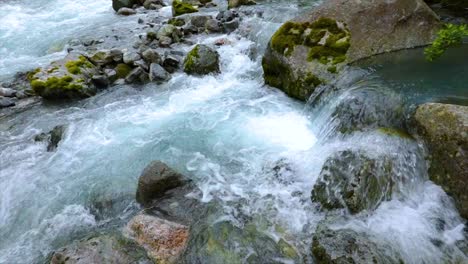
(0, 0), (467, 263)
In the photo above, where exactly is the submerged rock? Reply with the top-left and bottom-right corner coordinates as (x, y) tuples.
(112, 0), (137, 12)
(0, 97), (15, 108)
(311, 150), (394, 214)
(262, 0), (441, 101)
(412, 103), (468, 218)
(136, 161), (187, 206)
(182, 219), (300, 263)
(34, 125), (66, 152)
(49, 234), (151, 264)
(117, 7), (137, 16)
(28, 53), (99, 99)
(183, 44), (220, 75)
(312, 217), (401, 264)
(125, 213), (189, 263)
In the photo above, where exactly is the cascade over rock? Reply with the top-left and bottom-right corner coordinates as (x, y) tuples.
(262, 0), (441, 101)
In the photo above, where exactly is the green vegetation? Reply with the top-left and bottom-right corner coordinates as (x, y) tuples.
(183, 45), (200, 72)
(65, 55), (93, 74)
(172, 0), (198, 17)
(26, 68), (41, 81)
(31, 75), (83, 94)
(270, 18), (350, 65)
(425, 23), (468, 61)
(115, 63), (133, 79)
(168, 18), (186, 27)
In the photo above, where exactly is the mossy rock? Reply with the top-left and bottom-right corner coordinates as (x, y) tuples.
(228, 0), (256, 9)
(183, 44), (220, 75)
(115, 63), (133, 79)
(262, 0), (441, 101)
(29, 53), (99, 99)
(172, 0), (198, 17)
(412, 103), (468, 218)
(311, 150), (395, 214)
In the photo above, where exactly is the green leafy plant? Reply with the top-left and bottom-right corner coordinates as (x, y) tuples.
(425, 23), (468, 61)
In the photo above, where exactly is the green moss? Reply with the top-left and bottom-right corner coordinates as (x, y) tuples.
(378, 127), (413, 139)
(172, 0), (198, 16)
(168, 18), (186, 26)
(65, 55), (93, 75)
(303, 73), (322, 87)
(31, 75), (84, 95)
(115, 63), (133, 79)
(327, 66), (337, 73)
(47, 66), (59, 73)
(270, 17), (350, 65)
(146, 31), (157, 41)
(183, 45), (200, 72)
(27, 68), (41, 81)
(277, 239), (298, 259)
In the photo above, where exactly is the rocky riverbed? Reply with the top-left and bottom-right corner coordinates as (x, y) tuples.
(0, 0), (467, 263)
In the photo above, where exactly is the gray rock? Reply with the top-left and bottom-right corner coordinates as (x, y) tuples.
(136, 161), (186, 206)
(163, 55), (180, 73)
(49, 234), (151, 264)
(412, 103), (468, 218)
(157, 24), (181, 43)
(262, 0), (441, 101)
(311, 150), (394, 214)
(149, 63), (170, 84)
(117, 7), (137, 16)
(112, 0), (137, 12)
(109, 48), (124, 62)
(125, 67), (148, 84)
(104, 69), (118, 83)
(143, 0), (163, 9)
(91, 75), (110, 88)
(205, 19), (222, 33)
(312, 217), (402, 264)
(142, 49), (162, 64)
(123, 51), (141, 66)
(222, 19), (239, 34)
(159, 36), (173, 47)
(0, 87), (16, 97)
(216, 10), (237, 22)
(228, 0), (256, 8)
(190, 15), (211, 28)
(34, 125), (66, 152)
(134, 59), (149, 71)
(183, 44), (220, 75)
(0, 97), (15, 108)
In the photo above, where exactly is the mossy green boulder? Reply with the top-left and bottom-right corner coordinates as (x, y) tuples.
(412, 103), (468, 218)
(29, 53), (99, 99)
(262, 0), (441, 101)
(183, 44), (220, 75)
(228, 0), (256, 9)
(172, 0), (198, 17)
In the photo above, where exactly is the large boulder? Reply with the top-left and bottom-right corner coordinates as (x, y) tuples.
(125, 213), (189, 264)
(183, 44), (220, 75)
(49, 234), (152, 264)
(136, 161), (186, 206)
(412, 103), (468, 218)
(28, 53), (100, 99)
(312, 217), (402, 264)
(262, 0), (441, 101)
(311, 150), (394, 214)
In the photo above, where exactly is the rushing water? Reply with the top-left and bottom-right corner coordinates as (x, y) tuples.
(0, 0), (467, 263)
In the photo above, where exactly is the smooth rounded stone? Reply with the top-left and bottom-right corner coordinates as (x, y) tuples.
(49, 234), (151, 264)
(205, 19), (222, 33)
(125, 67), (149, 84)
(311, 150), (395, 214)
(143, 0), (163, 9)
(110, 48), (124, 62)
(0, 97), (15, 108)
(0, 87), (16, 97)
(228, 0), (256, 8)
(112, 0), (137, 12)
(136, 161), (186, 206)
(222, 19), (239, 34)
(125, 213), (189, 264)
(29, 53), (99, 99)
(412, 103), (468, 218)
(157, 24), (182, 43)
(162, 55), (180, 73)
(183, 44), (220, 75)
(123, 51), (142, 66)
(262, 0), (441, 101)
(149, 63), (170, 84)
(117, 7), (137, 15)
(312, 217), (402, 264)
(34, 125), (66, 152)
